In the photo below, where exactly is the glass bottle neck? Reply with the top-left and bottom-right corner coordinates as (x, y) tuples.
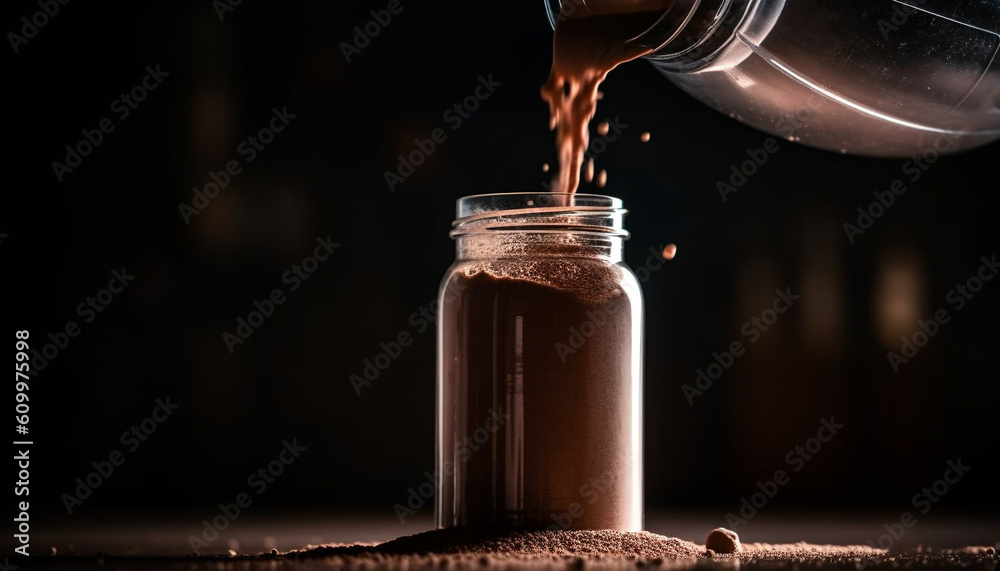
(644, 0), (751, 69)
(545, 0), (752, 70)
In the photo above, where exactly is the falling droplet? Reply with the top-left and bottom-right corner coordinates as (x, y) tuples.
(662, 244), (677, 260)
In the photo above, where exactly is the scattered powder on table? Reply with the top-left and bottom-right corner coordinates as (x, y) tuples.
(741, 542), (886, 555)
(941, 546), (996, 555)
(704, 528), (884, 559)
(211, 527), (993, 570)
(269, 524), (997, 570)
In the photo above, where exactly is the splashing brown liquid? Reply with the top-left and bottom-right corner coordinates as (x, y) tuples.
(541, 11), (663, 193)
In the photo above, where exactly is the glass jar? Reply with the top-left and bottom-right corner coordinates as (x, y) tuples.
(436, 192), (643, 530)
(545, 0), (1000, 156)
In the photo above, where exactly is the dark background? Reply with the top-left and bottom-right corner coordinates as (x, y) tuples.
(3, 0), (998, 545)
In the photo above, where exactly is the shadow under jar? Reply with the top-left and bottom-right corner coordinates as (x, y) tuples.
(436, 193), (643, 531)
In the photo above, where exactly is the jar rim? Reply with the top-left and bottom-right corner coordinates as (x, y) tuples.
(456, 192), (622, 219)
(452, 193), (628, 239)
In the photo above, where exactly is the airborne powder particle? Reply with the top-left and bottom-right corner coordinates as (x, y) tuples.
(662, 244), (677, 260)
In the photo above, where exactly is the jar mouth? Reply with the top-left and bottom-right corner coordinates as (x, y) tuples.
(452, 193), (629, 239)
(544, 0), (694, 51)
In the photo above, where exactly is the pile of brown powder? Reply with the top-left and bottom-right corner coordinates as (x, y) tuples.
(286, 529), (703, 571)
(303, 528), (702, 559)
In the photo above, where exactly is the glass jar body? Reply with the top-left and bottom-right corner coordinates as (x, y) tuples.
(436, 211), (643, 530)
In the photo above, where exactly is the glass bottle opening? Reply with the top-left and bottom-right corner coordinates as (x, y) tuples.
(452, 192), (629, 239)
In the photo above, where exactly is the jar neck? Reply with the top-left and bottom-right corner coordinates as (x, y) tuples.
(456, 233), (624, 263)
(451, 193), (629, 264)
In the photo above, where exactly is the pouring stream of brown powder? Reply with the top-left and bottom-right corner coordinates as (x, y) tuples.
(541, 12), (662, 193)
